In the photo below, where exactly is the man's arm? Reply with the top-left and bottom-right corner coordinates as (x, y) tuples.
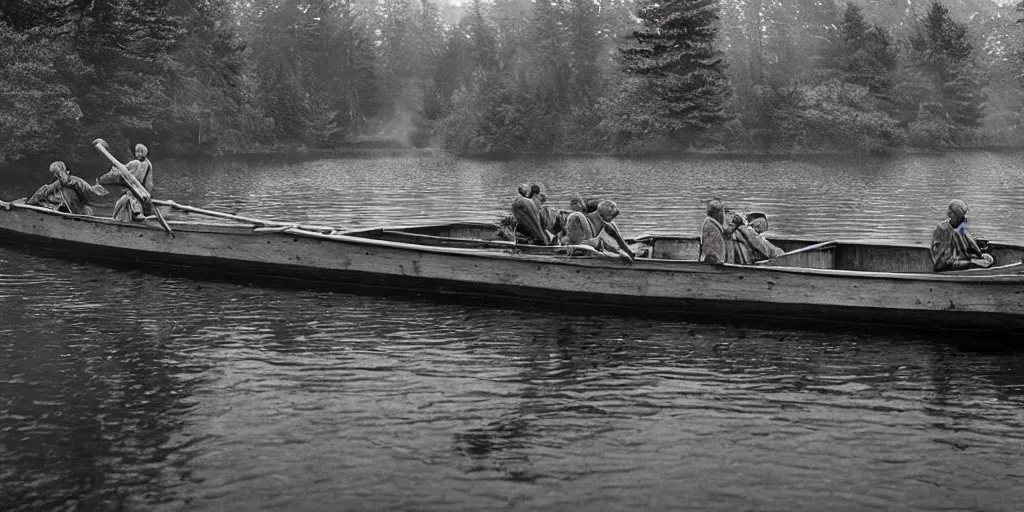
(931, 227), (969, 271)
(700, 222), (727, 265)
(69, 176), (108, 198)
(26, 181), (59, 205)
(963, 229), (984, 258)
(141, 161), (154, 192)
(96, 166), (123, 185)
(604, 221), (635, 260)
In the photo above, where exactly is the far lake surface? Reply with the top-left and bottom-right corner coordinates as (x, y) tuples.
(2, 151), (1024, 510)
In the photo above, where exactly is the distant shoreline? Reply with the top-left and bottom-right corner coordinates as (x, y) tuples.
(5, 143), (1023, 176)
(200, 144), (1023, 162)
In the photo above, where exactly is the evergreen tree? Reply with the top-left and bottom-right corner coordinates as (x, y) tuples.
(818, 4), (896, 97)
(619, 0), (731, 139)
(71, 0), (183, 150)
(334, 0), (380, 140)
(0, 18), (83, 165)
(159, 0), (253, 152)
(901, 1), (986, 146)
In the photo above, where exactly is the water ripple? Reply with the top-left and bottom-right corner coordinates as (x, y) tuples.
(2, 153), (1024, 511)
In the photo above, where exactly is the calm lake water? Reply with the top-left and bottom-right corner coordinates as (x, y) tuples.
(2, 151), (1024, 510)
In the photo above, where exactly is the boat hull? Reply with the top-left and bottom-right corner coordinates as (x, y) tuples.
(2, 206), (1024, 334)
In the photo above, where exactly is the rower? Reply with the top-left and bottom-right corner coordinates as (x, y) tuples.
(97, 143), (154, 222)
(26, 161), (108, 215)
(930, 199), (994, 271)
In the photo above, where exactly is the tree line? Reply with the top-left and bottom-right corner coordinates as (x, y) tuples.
(2, 0), (1023, 166)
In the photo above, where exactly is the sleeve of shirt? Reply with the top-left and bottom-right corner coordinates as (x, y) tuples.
(26, 181), (60, 205)
(701, 221), (726, 264)
(930, 224), (955, 270)
(68, 176), (105, 198)
(141, 161), (154, 192)
(96, 167), (124, 185)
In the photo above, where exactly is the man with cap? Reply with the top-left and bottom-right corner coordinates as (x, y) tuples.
(97, 143), (154, 222)
(26, 161), (109, 215)
(930, 199), (994, 271)
(733, 211), (785, 262)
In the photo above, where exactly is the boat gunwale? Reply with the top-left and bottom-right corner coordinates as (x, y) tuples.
(4, 200), (1024, 283)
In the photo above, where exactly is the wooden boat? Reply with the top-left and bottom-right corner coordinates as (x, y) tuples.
(2, 197), (1024, 334)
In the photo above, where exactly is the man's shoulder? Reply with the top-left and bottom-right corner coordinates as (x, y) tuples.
(701, 216), (722, 232)
(931, 219), (953, 238)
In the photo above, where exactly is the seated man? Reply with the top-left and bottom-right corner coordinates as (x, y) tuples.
(930, 199), (994, 271)
(97, 143), (154, 222)
(511, 183), (557, 245)
(561, 199), (635, 261)
(732, 212), (785, 262)
(700, 199), (744, 264)
(26, 161), (108, 215)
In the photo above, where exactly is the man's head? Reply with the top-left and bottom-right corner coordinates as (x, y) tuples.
(517, 182), (546, 202)
(728, 212), (746, 228)
(749, 217), (769, 233)
(134, 143), (148, 161)
(597, 200), (619, 222)
(49, 161), (69, 184)
(947, 199), (969, 228)
(569, 194), (587, 213)
(533, 183), (547, 203)
(706, 199), (724, 225)
(746, 212), (769, 234)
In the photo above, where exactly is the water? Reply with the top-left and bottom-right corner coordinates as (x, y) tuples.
(2, 152), (1024, 511)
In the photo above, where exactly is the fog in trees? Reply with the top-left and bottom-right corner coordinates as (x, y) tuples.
(3, 0), (1023, 165)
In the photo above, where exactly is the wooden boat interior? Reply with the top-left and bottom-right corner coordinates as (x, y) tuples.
(357, 222), (1024, 274)
(343, 223), (594, 255)
(12, 199), (1023, 274)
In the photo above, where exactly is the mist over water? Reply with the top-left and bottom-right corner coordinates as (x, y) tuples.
(2, 152), (1024, 511)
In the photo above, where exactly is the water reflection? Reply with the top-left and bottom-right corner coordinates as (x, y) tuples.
(2, 153), (1024, 510)
(0, 258), (208, 510)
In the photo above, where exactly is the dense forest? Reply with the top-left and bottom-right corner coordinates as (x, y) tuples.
(2, 0), (1024, 165)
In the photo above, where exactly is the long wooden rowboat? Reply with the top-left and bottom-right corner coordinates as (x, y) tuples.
(2, 198), (1024, 334)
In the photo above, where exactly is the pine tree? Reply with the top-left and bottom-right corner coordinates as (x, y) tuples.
(0, 18), (84, 165)
(159, 0), (251, 152)
(817, 4), (896, 97)
(332, 0), (380, 141)
(903, 0), (985, 146)
(71, 0), (183, 149)
(619, 0), (730, 138)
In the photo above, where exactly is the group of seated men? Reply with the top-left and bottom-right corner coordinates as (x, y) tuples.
(23, 143), (155, 222)
(507, 184), (996, 272)
(506, 183), (636, 261)
(698, 198), (786, 265)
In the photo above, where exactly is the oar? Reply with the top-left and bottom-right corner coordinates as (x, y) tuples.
(92, 138), (173, 236)
(152, 199), (338, 233)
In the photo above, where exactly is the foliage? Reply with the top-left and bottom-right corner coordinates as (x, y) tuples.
(616, 0), (731, 142)
(3, 0), (1024, 165)
(0, 19), (83, 165)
